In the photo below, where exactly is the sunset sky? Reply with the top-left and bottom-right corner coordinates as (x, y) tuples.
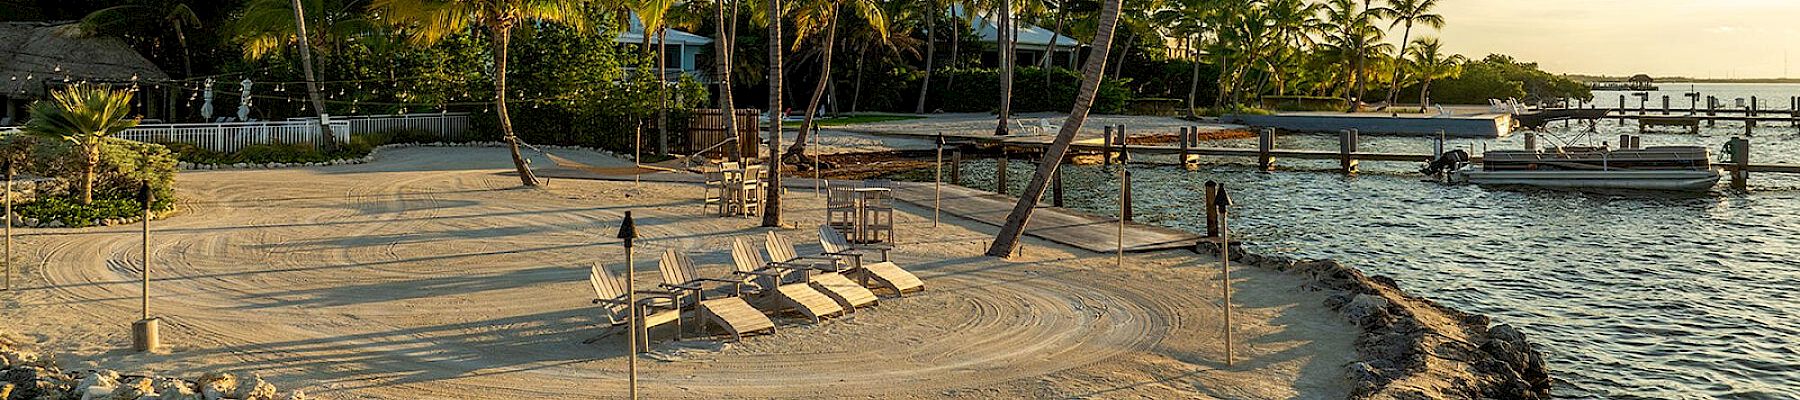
(1426, 0), (1800, 78)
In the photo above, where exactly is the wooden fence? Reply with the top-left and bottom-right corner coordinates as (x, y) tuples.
(687, 108), (763, 159)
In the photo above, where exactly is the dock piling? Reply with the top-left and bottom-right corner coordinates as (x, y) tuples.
(1662, 96), (1670, 115)
(995, 148), (1009, 195)
(1052, 162), (1064, 207)
(950, 148), (962, 185)
(1102, 126), (1115, 165)
(1524, 131), (1536, 151)
(1338, 129), (1359, 174)
(1729, 137), (1750, 191)
(1203, 181), (1219, 237)
(1179, 127), (1193, 169)
(1257, 128), (1276, 171)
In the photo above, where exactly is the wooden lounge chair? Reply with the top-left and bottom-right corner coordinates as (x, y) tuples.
(658, 250), (777, 341)
(730, 238), (845, 323)
(587, 264), (682, 351)
(819, 226), (925, 297)
(764, 231), (879, 311)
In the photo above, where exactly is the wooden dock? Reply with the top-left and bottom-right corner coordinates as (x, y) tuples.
(888, 182), (1205, 253)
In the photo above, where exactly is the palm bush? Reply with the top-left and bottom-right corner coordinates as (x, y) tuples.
(23, 84), (142, 205)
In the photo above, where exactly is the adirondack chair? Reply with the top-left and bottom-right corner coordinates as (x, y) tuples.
(730, 238), (846, 323)
(656, 250), (777, 341)
(588, 264), (683, 352)
(764, 231), (879, 311)
(819, 226), (925, 297)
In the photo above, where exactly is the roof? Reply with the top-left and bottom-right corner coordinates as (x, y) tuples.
(951, 4), (1083, 49)
(614, 13), (715, 47)
(0, 21), (170, 99)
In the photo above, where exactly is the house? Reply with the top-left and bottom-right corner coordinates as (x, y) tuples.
(953, 5), (1086, 69)
(614, 14), (715, 81)
(0, 22), (170, 125)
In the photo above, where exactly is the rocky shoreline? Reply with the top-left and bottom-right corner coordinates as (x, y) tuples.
(1200, 241), (1552, 399)
(1, 335), (306, 400)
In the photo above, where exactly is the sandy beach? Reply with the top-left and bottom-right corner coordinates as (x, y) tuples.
(1, 146), (1358, 399)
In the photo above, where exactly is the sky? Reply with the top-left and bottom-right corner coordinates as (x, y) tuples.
(1426, 0), (1800, 78)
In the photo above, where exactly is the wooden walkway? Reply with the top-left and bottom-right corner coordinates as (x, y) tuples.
(888, 182), (1204, 253)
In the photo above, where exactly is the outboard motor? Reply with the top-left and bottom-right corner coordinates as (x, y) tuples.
(1420, 149), (1470, 176)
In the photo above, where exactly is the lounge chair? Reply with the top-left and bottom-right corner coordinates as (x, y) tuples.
(587, 264), (683, 351)
(658, 250), (777, 341)
(819, 226), (925, 297)
(730, 238), (846, 323)
(764, 231), (879, 311)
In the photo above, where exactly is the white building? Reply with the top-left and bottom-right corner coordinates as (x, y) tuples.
(614, 14), (714, 81)
(954, 5), (1086, 69)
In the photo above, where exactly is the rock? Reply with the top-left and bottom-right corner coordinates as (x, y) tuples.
(280, 389), (310, 400)
(197, 372), (236, 400)
(108, 377), (154, 400)
(46, 219), (65, 228)
(155, 377), (199, 400)
(74, 370), (119, 395)
(1482, 324), (1550, 394)
(232, 373), (276, 400)
(3, 365), (68, 399)
(2, 348), (40, 366)
(1342, 294), (1392, 329)
(1323, 293), (1352, 310)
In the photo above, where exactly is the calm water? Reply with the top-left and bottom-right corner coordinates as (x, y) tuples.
(908, 94), (1800, 398)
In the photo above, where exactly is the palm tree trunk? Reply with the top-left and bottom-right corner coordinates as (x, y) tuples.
(658, 28), (670, 155)
(173, 23), (193, 78)
(948, 8), (960, 89)
(763, 0), (784, 227)
(1419, 79), (1432, 113)
(493, 26), (538, 186)
(995, 0), (1013, 136)
(851, 46), (867, 113)
(289, 0), (339, 154)
(1042, 3), (1067, 71)
(915, 4), (936, 114)
(1186, 35), (1201, 118)
(82, 147), (97, 205)
(1109, 31), (1135, 80)
(1385, 21), (1413, 106)
(985, 0), (1125, 258)
(715, 0), (739, 160)
(787, 6), (839, 157)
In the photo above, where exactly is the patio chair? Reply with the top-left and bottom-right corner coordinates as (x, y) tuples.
(587, 264), (683, 351)
(730, 238), (846, 323)
(764, 231), (879, 311)
(658, 250), (777, 341)
(819, 226), (925, 297)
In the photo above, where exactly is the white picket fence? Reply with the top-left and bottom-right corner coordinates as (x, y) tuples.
(0, 113), (475, 153)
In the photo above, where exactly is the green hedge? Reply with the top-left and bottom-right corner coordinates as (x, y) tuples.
(0, 135), (179, 227)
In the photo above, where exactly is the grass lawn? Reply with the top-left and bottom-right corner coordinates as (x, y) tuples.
(782, 115), (924, 128)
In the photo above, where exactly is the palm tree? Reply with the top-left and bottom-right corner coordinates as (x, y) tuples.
(233, 0), (377, 60)
(985, 0), (1125, 258)
(786, 0), (887, 158)
(371, 0), (592, 187)
(81, 0), (203, 77)
(628, 0), (675, 155)
(1407, 37), (1463, 112)
(763, 0), (786, 227)
(1319, 0), (1386, 111)
(24, 84), (142, 205)
(993, 0), (1014, 136)
(1376, 0), (1443, 106)
(914, 0), (938, 114)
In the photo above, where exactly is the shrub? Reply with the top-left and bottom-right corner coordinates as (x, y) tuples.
(0, 134), (178, 227)
(161, 128), (453, 166)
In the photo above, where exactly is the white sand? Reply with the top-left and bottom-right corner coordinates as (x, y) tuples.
(0, 147), (1353, 399)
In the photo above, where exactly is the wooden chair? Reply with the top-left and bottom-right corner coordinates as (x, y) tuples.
(588, 264), (683, 352)
(825, 186), (858, 236)
(703, 162), (740, 216)
(730, 238), (845, 323)
(764, 231), (879, 311)
(656, 250), (777, 341)
(819, 226), (925, 297)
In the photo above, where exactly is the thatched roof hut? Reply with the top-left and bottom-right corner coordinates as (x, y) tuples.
(0, 21), (170, 99)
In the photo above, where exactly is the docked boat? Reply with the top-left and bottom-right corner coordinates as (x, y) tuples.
(1421, 141), (1723, 192)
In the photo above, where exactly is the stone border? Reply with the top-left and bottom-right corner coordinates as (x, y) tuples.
(1198, 241), (1552, 400)
(2, 338), (310, 400)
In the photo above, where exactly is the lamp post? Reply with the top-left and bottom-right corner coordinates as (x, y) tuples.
(3, 160), (11, 291)
(616, 211), (639, 400)
(935, 134), (944, 227)
(1213, 183), (1234, 367)
(132, 182), (159, 352)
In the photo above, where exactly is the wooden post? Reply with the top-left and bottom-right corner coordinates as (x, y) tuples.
(1751, 96), (1759, 117)
(1730, 137), (1750, 191)
(1707, 96), (1717, 127)
(950, 148), (962, 185)
(132, 182), (158, 353)
(934, 134), (944, 227)
(1257, 128), (1275, 171)
(1051, 160), (1064, 207)
(1211, 184), (1235, 367)
(1117, 164), (1126, 268)
(1338, 129), (1358, 174)
(1122, 170), (1133, 222)
(1617, 95), (1626, 124)
(1179, 126), (1192, 167)
(2, 161), (9, 291)
(1661, 95), (1670, 115)
(1203, 181), (1218, 238)
(995, 148), (1009, 195)
(1102, 126), (1114, 165)
(1524, 130), (1537, 151)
